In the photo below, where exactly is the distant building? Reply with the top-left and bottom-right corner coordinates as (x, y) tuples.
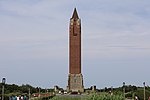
(67, 8), (84, 92)
(54, 85), (59, 92)
(54, 85), (64, 93)
(91, 86), (96, 91)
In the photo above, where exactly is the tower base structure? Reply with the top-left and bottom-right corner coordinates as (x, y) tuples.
(67, 74), (84, 93)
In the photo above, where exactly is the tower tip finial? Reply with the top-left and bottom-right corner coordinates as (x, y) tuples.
(72, 8), (79, 19)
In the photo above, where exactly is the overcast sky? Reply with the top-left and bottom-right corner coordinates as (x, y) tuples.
(0, 0), (150, 89)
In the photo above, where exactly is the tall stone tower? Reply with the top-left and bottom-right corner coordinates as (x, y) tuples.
(67, 8), (84, 92)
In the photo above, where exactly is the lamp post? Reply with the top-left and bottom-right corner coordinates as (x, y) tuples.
(2, 78), (6, 100)
(39, 88), (41, 98)
(123, 82), (125, 100)
(143, 82), (146, 100)
(110, 86), (113, 95)
(29, 88), (31, 100)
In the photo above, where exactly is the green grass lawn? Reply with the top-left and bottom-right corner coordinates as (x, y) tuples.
(49, 93), (124, 100)
(50, 97), (87, 100)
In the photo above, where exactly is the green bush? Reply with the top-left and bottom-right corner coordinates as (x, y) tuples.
(134, 89), (150, 100)
(87, 93), (124, 100)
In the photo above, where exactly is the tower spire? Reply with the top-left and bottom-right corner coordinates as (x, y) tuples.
(72, 8), (79, 19)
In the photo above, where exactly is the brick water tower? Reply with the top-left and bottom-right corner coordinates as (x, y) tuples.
(67, 8), (84, 92)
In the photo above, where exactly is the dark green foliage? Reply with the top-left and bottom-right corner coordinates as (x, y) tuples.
(0, 83), (53, 97)
(87, 93), (124, 100)
(124, 85), (137, 92)
(0, 83), (36, 95)
(125, 92), (133, 98)
(134, 88), (150, 100)
(112, 85), (137, 93)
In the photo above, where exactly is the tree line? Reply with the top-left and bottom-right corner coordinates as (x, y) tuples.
(0, 83), (54, 97)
